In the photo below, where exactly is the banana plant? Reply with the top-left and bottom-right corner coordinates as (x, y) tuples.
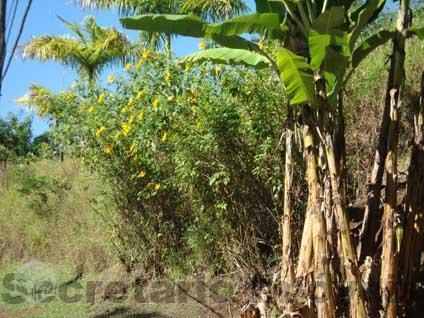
(120, 0), (396, 108)
(121, 0), (424, 316)
(119, 1), (423, 317)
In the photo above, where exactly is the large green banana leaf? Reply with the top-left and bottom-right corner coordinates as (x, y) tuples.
(182, 48), (270, 69)
(276, 48), (316, 106)
(308, 6), (349, 70)
(121, 14), (206, 38)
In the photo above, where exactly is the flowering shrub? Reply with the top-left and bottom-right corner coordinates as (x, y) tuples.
(31, 51), (289, 275)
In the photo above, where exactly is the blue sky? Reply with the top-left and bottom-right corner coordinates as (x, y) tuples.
(0, 0), (255, 136)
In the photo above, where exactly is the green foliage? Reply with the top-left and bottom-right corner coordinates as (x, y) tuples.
(205, 13), (282, 36)
(0, 160), (114, 270)
(0, 115), (33, 161)
(121, 13), (206, 37)
(276, 48), (316, 105)
(25, 52), (286, 275)
(351, 30), (394, 68)
(119, 0), (396, 109)
(22, 16), (134, 82)
(183, 48), (270, 68)
(78, 0), (248, 21)
(308, 6), (349, 70)
(349, 0), (387, 49)
(16, 171), (70, 217)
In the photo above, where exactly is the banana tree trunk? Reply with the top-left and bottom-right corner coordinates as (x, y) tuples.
(398, 73), (424, 314)
(380, 2), (409, 317)
(315, 74), (367, 318)
(303, 108), (336, 318)
(358, 101), (389, 264)
(324, 125), (367, 318)
(281, 108), (295, 299)
(296, 199), (314, 280)
(322, 158), (345, 315)
(294, 132), (314, 317)
(359, 0), (410, 266)
(380, 90), (400, 318)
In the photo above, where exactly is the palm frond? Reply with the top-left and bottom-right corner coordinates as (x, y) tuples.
(22, 16), (135, 82)
(180, 0), (248, 21)
(22, 36), (82, 68)
(76, 0), (178, 15)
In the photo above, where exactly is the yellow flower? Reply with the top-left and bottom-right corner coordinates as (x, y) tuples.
(161, 132), (168, 142)
(142, 49), (149, 59)
(184, 64), (191, 73)
(127, 97), (134, 107)
(136, 91), (144, 100)
(97, 94), (104, 104)
(152, 98), (160, 108)
(188, 96), (198, 104)
(88, 106), (95, 113)
(107, 74), (115, 83)
(212, 66), (222, 76)
(164, 73), (171, 83)
(198, 40), (207, 50)
(120, 107), (127, 114)
(155, 183), (161, 190)
(138, 170), (146, 178)
(121, 122), (132, 136)
(137, 112), (144, 121)
(258, 39), (265, 50)
(104, 145), (113, 154)
(129, 143), (136, 153)
(135, 59), (143, 69)
(125, 63), (132, 71)
(128, 115), (135, 124)
(71, 81), (78, 89)
(95, 126), (107, 138)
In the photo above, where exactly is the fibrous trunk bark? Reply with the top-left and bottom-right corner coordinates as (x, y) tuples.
(304, 107), (335, 318)
(281, 108), (295, 300)
(358, 0), (409, 265)
(398, 73), (424, 315)
(316, 74), (367, 318)
(380, 90), (400, 318)
(380, 1), (409, 317)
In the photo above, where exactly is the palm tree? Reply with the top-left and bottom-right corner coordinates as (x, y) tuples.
(22, 16), (133, 84)
(77, 0), (247, 19)
(75, 0), (247, 56)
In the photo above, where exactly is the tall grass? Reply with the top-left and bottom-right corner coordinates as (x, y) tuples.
(0, 159), (115, 273)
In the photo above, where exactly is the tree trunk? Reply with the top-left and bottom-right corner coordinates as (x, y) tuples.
(359, 0), (410, 266)
(281, 108), (295, 300)
(398, 73), (424, 315)
(315, 74), (367, 318)
(324, 125), (367, 318)
(304, 108), (336, 318)
(380, 2), (409, 317)
(296, 200), (314, 280)
(380, 90), (400, 318)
